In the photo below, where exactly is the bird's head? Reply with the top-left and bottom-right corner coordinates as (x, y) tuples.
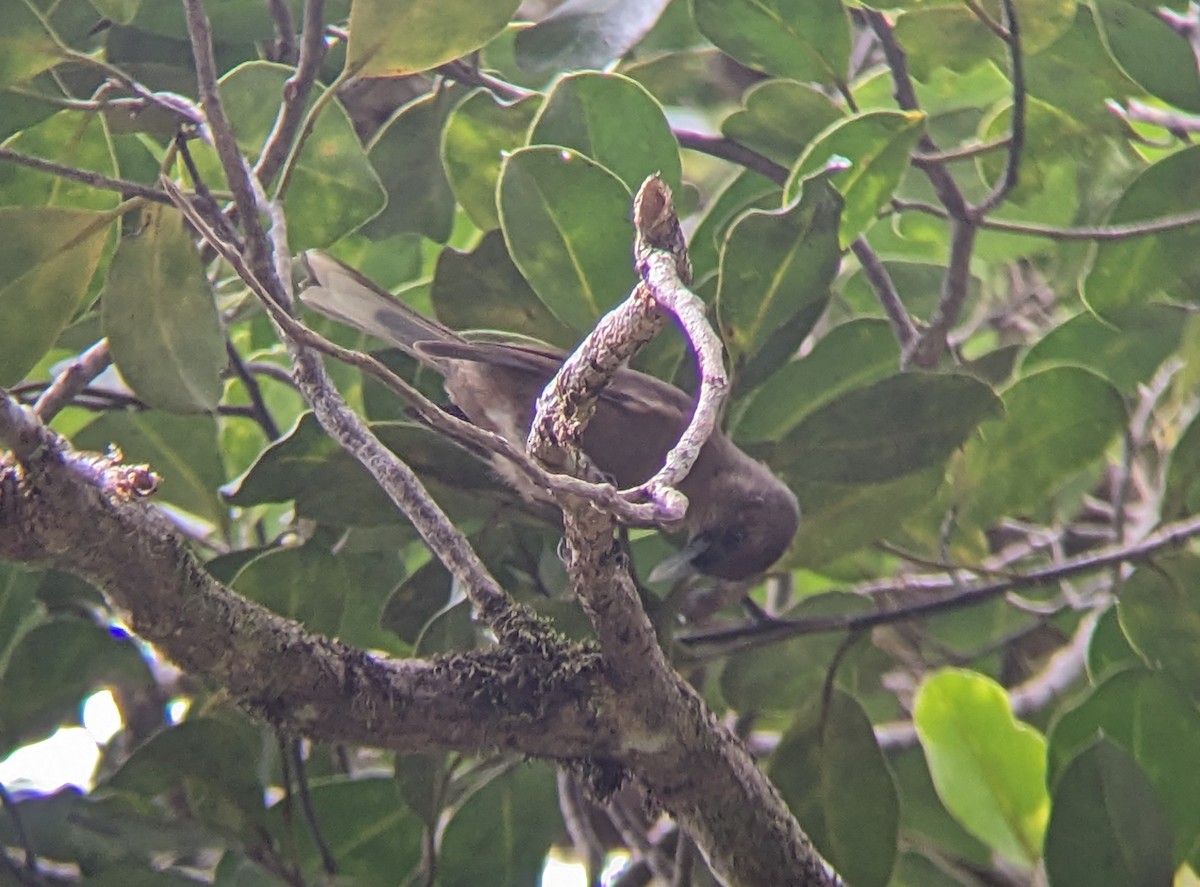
(651, 460), (799, 583)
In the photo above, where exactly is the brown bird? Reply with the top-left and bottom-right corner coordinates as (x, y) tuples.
(299, 251), (799, 582)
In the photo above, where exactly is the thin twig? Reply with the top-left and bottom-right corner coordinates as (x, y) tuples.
(225, 340), (281, 439)
(255, 0), (328, 186)
(673, 131), (789, 186)
(0, 783), (42, 886)
(892, 198), (1200, 240)
(0, 147), (172, 206)
(291, 740), (337, 875)
(32, 339), (112, 421)
(912, 136), (1011, 165)
(679, 512), (1200, 653)
(849, 237), (917, 348)
(182, 0), (283, 304)
(974, 0), (1025, 214)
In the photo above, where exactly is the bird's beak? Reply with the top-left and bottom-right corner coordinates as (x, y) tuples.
(648, 535), (711, 584)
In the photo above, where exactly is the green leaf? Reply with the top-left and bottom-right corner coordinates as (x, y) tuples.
(231, 540), (407, 654)
(1021, 304), (1184, 395)
(74, 412), (228, 529)
(773, 373), (1002, 486)
(1048, 668), (1200, 863)
(1086, 606), (1141, 681)
(734, 318), (899, 444)
(441, 89), (542, 231)
(1044, 739), (1174, 887)
(514, 0), (672, 73)
(1163, 408), (1200, 520)
(438, 762), (559, 887)
(529, 71), (681, 195)
(264, 777), (423, 886)
(914, 669), (1050, 867)
(688, 169), (781, 282)
(0, 565), (42, 678)
(784, 466), (945, 569)
(224, 413), (515, 528)
(768, 691), (899, 887)
(431, 229), (579, 349)
(0, 110), (119, 210)
(216, 62), (385, 251)
(720, 593), (873, 713)
(106, 717), (266, 835)
(0, 0), (100, 89)
(1024, 5), (1143, 129)
(787, 110), (926, 247)
(498, 146), (635, 332)
(364, 87), (461, 243)
(721, 79), (844, 167)
(1118, 555), (1200, 703)
(103, 205), (225, 413)
(978, 98), (1089, 206)
(0, 619), (150, 755)
(1094, 0), (1200, 113)
(957, 367), (1126, 528)
(346, 0), (519, 76)
(0, 207), (112, 385)
(693, 0), (851, 86)
(716, 178), (842, 369)
(1084, 144), (1200, 322)
(893, 7), (997, 81)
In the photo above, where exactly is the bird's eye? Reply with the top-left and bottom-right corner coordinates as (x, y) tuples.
(691, 527), (746, 571)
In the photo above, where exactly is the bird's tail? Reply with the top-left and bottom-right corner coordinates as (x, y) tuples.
(298, 251), (462, 356)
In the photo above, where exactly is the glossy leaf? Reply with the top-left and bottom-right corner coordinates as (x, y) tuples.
(0, 619), (149, 755)
(514, 0), (672, 73)
(721, 79), (843, 167)
(894, 7), (997, 81)
(1093, 0), (1200, 112)
(363, 88), (461, 243)
(0, 0), (99, 89)
(957, 367), (1126, 528)
(438, 762), (559, 887)
(773, 373), (1002, 486)
(529, 71), (681, 194)
(734, 318), (899, 444)
(231, 541), (407, 654)
(106, 717), (266, 834)
(1021, 304), (1184, 395)
(1084, 145), (1200, 322)
(441, 89), (542, 231)
(1118, 555), (1200, 703)
(431, 229), (579, 349)
(224, 413), (515, 527)
(0, 566), (41, 678)
(720, 594), (873, 713)
(693, 0), (851, 85)
(1044, 739), (1174, 887)
(217, 62), (385, 251)
(1163, 408), (1200, 520)
(0, 111), (119, 210)
(0, 207), (111, 385)
(784, 466), (945, 569)
(769, 691), (899, 887)
(689, 168), (781, 282)
(498, 146), (634, 332)
(346, 0), (519, 76)
(717, 178), (842, 368)
(915, 669), (1050, 867)
(788, 110), (926, 247)
(264, 777), (423, 886)
(103, 205), (225, 413)
(1048, 668), (1200, 863)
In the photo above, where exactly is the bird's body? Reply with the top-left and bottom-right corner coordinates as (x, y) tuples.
(300, 252), (798, 581)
